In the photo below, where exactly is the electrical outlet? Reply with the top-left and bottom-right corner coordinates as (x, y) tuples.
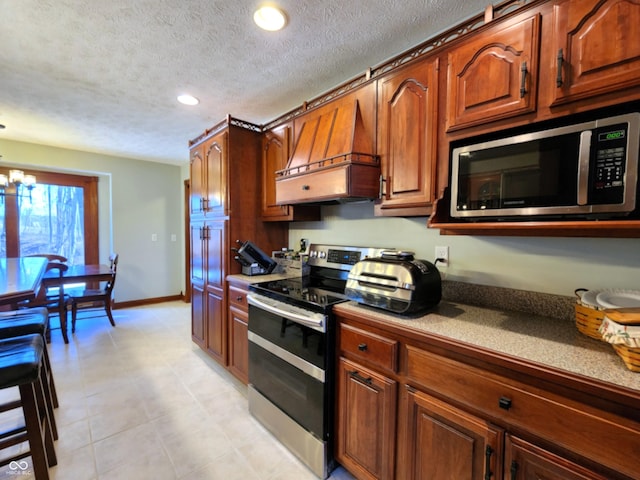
(435, 245), (449, 267)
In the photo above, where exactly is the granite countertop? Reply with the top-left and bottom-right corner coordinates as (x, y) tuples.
(334, 300), (640, 394)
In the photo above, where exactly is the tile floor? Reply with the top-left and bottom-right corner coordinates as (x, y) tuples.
(0, 301), (355, 480)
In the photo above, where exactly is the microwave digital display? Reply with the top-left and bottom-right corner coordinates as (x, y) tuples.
(450, 112), (640, 219)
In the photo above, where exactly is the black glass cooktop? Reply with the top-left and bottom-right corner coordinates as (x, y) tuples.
(248, 277), (348, 312)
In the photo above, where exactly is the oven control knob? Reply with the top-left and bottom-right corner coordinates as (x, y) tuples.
(319, 251), (326, 259)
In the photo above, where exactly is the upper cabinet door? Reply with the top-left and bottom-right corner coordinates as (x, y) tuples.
(446, 14), (541, 131)
(552, 0), (640, 106)
(262, 124), (292, 219)
(376, 57), (439, 215)
(204, 131), (228, 217)
(189, 144), (205, 216)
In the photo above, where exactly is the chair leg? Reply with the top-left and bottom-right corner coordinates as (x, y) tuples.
(42, 346), (58, 409)
(58, 304), (69, 344)
(19, 381), (55, 480)
(105, 301), (116, 327)
(38, 359), (58, 441)
(71, 303), (77, 333)
(34, 369), (57, 462)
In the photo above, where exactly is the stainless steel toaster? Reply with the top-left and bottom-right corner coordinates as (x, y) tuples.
(344, 251), (441, 315)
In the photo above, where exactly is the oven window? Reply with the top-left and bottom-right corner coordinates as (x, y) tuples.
(249, 342), (325, 438)
(248, 304), (325, 369)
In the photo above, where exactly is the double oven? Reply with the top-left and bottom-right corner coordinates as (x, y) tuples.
(247, 244), (386, 479)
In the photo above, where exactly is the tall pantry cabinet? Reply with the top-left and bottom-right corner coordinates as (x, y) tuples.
(189, 116), (287, 375)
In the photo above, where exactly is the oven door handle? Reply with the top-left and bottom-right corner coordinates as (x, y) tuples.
(247, 294), (326, 332)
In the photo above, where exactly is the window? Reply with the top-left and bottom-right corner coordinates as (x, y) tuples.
(0, 168), (99, 265)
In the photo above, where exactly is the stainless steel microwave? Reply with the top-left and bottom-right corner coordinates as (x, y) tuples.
(450, 112), (640, 219)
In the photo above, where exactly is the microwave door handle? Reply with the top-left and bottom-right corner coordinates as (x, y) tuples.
(577, 130), (592, 206)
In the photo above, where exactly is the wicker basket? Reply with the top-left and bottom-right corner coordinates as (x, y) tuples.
(612, 345), (640, 372)
(574, 302), (605, 340)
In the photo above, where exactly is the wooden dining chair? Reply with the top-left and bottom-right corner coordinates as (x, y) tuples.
(19, 258), (70, 344)
(68, 253), (119, 333)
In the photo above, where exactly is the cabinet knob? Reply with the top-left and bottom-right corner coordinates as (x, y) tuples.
(357, 343), (368, 351)
(499, 396), (512, 410)
(301, 185), (310, 190)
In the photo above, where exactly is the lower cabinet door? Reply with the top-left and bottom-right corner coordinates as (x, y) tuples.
(227, 305), (248, 384)
(397, 385), (504, 480)
(504, 434), (611, 480)
(190, 282), (206, 348)
(336, 357), (397, 480)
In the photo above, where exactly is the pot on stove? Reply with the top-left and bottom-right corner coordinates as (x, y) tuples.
(345, 250), (441, 315)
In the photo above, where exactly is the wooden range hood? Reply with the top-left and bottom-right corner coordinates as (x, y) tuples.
(275, 99), (381, 205)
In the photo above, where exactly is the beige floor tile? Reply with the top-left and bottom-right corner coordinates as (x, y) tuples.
(34, 301), (355, 479)
(92, 423), (164, 475)
(187, 450), (261, 480)
(50, 443), (97, 480)
(161, 423), (235, 478)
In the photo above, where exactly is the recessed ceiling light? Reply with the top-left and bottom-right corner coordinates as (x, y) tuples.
(254, 5), (287, 31)
(177, 94), (199, 106)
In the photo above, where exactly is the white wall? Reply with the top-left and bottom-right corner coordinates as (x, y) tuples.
(289, 202), (640, 297)
(0, 138), (186, 303)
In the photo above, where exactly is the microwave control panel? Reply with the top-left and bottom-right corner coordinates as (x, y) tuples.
(590, 123), (628, 203)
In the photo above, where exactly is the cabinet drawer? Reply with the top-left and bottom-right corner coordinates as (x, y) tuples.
(340, 323), (398, 372)
(228, 285), (248, 311)
(405, 345), (640, 479)
(275, 164), (380, 205)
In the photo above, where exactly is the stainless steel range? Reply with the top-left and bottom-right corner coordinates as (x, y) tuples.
(247, 244), (388, 479)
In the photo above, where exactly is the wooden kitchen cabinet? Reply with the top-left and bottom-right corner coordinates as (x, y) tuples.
(504, 434), (610, 480)
(551, 0), (640, 107)
(336, 357), (397, 480)
(261, 123), (320, 221)
(446, 13), (540, 131)
(336, 323), (398, 479)
(189, 130), (227, 217)
(227, 281), (249, 384)
(335, 306), (640, 480)
(190, 218), (226, 363)
(376, 57), (439, 217)
(189, 143), (205, 216)
(188, 117), (287, 369)
(397, 386), (503, 480)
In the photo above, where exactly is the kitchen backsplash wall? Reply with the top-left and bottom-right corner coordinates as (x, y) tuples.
(288, 202), (640, 298)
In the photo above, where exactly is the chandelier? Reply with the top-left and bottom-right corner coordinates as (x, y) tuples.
(0, 169), (37, 200)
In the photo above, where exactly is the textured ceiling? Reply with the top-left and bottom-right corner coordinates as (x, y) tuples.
(0, 0), (490, 165)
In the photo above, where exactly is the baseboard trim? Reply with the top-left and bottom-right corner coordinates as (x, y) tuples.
(114, 294), (185, 309)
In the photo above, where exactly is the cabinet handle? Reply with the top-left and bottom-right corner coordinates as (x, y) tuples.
(378, 175), (386, 199)
(202, 197), (209, 211)
(499, 396), (512, 410)
(301, 185), (310, 190)
(484, 445), (494, 480)
(236, 296), (243, 302)
(556, 48), (564, 87)
(357, 343), (368, 351)
(203, 226), (210, 240)
(348, 370), (373, 386)
(510, 460), (518, 480)
(519, 61), (528, 98)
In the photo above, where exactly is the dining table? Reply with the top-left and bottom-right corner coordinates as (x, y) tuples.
(42, 263), (113, 288)
(0, 257), (48, 307)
